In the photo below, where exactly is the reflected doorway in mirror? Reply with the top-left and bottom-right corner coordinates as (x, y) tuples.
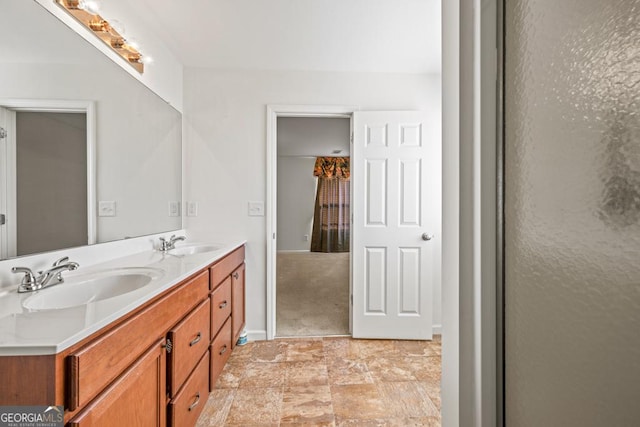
(0, 99), (97, 260)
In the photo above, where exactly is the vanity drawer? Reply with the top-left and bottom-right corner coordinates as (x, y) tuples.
(67, 340), (166, 427)
(67, 270), (209, 411)
(209, 246), (245, 290)
(209, 316), (232, 390)
(167, 298), (211, 397)
(169, 350), (209, 427)
(210, 277), (232, 337)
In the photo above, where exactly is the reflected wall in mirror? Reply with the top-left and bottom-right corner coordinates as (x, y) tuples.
(0, 0), (182, 260)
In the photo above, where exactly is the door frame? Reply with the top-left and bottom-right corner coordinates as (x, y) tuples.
(266, 104), (358, 340)
(0, 99), (97, 257)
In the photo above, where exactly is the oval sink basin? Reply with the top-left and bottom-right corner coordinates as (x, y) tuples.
(167, 244), (220, 256)
(22, 267), (164, 310)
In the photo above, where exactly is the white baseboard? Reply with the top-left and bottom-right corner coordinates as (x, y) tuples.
(247, 327), (440, 341)
(247, 329), (267, 341)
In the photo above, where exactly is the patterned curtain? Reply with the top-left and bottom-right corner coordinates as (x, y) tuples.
(311, 157), (350, 253)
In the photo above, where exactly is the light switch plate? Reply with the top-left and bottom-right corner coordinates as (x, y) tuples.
(187, 201), (198, 217)
(98, 201), (116, 217)
(248, 201), (264, 216)
(168, 201), (180, 217)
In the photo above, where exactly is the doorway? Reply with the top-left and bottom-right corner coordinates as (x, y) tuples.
(267, 106), (441, 342)
(275, 116), (352, 337)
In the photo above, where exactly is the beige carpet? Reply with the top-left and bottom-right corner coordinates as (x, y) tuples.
(276, 252), (350, 337)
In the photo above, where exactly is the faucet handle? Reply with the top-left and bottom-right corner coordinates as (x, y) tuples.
(159, 236), (170, 251)
(11, 267), (38, 289)
(52, 256), (70, 267)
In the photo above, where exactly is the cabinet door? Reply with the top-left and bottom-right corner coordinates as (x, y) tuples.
(231, 263), (245, 348)
(68, 340), (166, 427)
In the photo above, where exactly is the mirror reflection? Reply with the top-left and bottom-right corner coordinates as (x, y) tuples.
(0, 0), (182, 260)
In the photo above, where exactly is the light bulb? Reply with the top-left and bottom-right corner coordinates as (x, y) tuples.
(80, 0), (101, 15)
(127, 38), (140, 50)
(140, 56), (154, 65)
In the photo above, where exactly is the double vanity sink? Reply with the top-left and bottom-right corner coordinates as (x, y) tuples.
(0, 242), (230, 353)
(0, 239), (246, 427)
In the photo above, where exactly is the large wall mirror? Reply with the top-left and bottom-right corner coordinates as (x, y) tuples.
(0, 0), (182, 260)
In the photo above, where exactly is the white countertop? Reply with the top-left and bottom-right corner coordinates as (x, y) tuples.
(0, 240), (245, 356)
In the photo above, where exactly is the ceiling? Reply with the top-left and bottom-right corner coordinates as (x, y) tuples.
(109, 0), (441, 74)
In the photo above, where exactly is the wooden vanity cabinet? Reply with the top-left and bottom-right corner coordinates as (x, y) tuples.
(0, 244), (246, 427)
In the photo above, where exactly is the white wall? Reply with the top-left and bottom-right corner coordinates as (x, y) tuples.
(276, 157), (316, 251)
(183, 68), (441, 338)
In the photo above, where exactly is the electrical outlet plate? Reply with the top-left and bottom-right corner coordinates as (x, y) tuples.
(187, 201), (198, 217)
(248, 201), (264, 216)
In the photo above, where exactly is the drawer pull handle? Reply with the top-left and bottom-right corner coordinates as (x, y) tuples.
(189, 332), (202, 347)
(188, 392), (200, 411)
(219, 300), (228, 309)
(219, 344), (227, 355)
(233, 272), (239, 280)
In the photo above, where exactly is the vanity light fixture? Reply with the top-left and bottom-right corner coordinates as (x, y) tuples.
(55, 0), (147, 73)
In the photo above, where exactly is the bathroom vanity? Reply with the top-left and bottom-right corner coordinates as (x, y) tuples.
(0, 243), (245, 426)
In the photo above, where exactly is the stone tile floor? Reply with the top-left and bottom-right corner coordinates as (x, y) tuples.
(196, 336), (441, 426)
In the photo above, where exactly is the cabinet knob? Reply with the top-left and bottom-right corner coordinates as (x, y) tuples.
(162, 338), (173, 353)
(219, 300), (228, 309)
(219, 344), (228, 355)
(233, 272), (239, 280)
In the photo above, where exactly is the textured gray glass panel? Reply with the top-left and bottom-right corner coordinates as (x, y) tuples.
(504, 0), (640, 425)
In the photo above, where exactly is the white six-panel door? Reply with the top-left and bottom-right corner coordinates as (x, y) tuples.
(352, 111), (439, 340)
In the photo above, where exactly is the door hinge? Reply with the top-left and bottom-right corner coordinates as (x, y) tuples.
(0, 127), (6, 139)
(350, 132), (354, 143)
(162, 338), (172, 353)
(350, 294), (353, 305)
(0, 214), (5, 225)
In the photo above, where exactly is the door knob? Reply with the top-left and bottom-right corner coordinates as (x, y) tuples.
(421, 233), (433, 241)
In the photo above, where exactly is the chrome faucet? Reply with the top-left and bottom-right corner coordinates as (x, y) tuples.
(12, 256), (80, 293)
(159, 235), (186, 252)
